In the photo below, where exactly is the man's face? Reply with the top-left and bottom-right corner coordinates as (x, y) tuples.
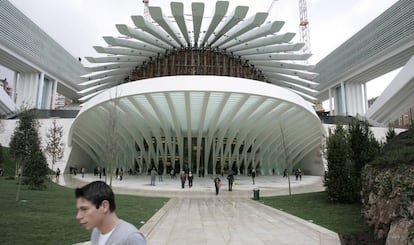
(75, 197), (105, 230)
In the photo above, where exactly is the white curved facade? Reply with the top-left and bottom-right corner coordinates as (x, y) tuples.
(4, 0), (412, 175)
(65, 1), (325, 176)
(68, 76), (323, 175)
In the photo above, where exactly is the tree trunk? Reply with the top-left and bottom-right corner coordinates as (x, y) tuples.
(15, 160), (23, 202)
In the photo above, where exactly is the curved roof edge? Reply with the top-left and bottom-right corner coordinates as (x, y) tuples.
(80, 75), (317, 117)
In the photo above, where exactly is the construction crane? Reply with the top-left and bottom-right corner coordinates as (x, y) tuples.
(267, 0), (311, 58)
(143, 0), (150, 20)
(267, 0), (278, 13)
(299, 0), (311, 57)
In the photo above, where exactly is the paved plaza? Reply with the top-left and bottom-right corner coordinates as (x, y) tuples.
(65, 173), (341, 245)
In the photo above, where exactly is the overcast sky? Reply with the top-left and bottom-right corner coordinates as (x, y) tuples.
(5, 0), (400, 101)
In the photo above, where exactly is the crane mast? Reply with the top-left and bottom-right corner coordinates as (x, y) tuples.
(299, 0), (311, 57)
(268, 0), (311, 59)
(143, 0), (150, 21)
(267, 0), (278, 13)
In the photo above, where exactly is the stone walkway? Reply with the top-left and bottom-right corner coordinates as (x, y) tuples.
(64, 174), (341, 245)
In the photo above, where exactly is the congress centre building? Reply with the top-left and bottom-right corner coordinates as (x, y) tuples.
(1, 1), (325, 176)
(69, 1), (324, 176)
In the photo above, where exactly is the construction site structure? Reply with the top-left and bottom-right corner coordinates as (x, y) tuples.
(267, 0), (311, 56)
(299, 0), (311, 56)
(267, 0), (278, 13)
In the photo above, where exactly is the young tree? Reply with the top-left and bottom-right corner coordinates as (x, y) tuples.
(24, 149), (48, 189)
(45, 120), (64, 171)
(325, 119), (380, 203)
(385, 125), (396, 143)
(0, 143), (3, 164)
(9, 110), (48, 197)
(103, 89), (120, 187)
(324, 124), (356, 203)
(409, 112), (414, 130)
(348, 119), (380, 199)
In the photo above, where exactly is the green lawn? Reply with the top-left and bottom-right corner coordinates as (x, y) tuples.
(0, 147), (368, 243)
(1, 147), (17, 177)
(0, 177), (168, 245)
(0, 178), (368, 245)
(260, 191), (368, 234)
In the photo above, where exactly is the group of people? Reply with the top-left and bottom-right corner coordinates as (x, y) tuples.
(93, 166), (105, 179)
(213, 173), (236, 195)
(148, 168), (196, 188)
(282, 168), (303, 180)
(180, 170), (194, 188)
(294, 168), (303, 181)
(74, 167), (306, 244)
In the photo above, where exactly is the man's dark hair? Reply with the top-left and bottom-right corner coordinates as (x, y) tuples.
(75, 181), (116, 212)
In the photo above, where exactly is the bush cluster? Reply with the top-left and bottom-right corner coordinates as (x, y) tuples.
(324, 119), (380, 203)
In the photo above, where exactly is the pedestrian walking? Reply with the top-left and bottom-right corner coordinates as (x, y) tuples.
(56, 168), (61, 180)
(158, 168), (163, 182)
(227, 174), (234, 191)
(188, 171), (193, 187)
(150, 168), (157, 186)
(98, 166), (101, 179)
(119, 168), (124, 181)
(180, 171), (187, 189)
(214, 176), (221, 195)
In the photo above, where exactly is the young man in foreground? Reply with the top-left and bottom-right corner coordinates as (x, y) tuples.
(75, 181), (147, 245)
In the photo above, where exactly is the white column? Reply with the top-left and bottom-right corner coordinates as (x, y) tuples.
(236, 150), (240, 172)
(164, 140), (168, 174)
(172, 137), (176, 170)
(179, 136), (184, 171)
(140, 156), (143, 174)
(16, 72), (38, 109)
(220, 142), (224, 172)
(328, 87), (333, 115)
(356, 83), (364, 115)
(13, 72), (19, 103)
(347, 82), (355, 115)
(212, 138), (216, 175)
(341, 81), (347, 115)
(253, 153), (256, 170)
(36, 72), (44, 108)
(244, 153), (247, 176)
(363, 82), (368, 113)
(344, 82), (365, 116)
(50, 80), (58, 109)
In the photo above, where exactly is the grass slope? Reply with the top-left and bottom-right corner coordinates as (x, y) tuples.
(0, 178), (168, 245)
(261, 192), (368, 235)
(0, 146), (369, 243)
